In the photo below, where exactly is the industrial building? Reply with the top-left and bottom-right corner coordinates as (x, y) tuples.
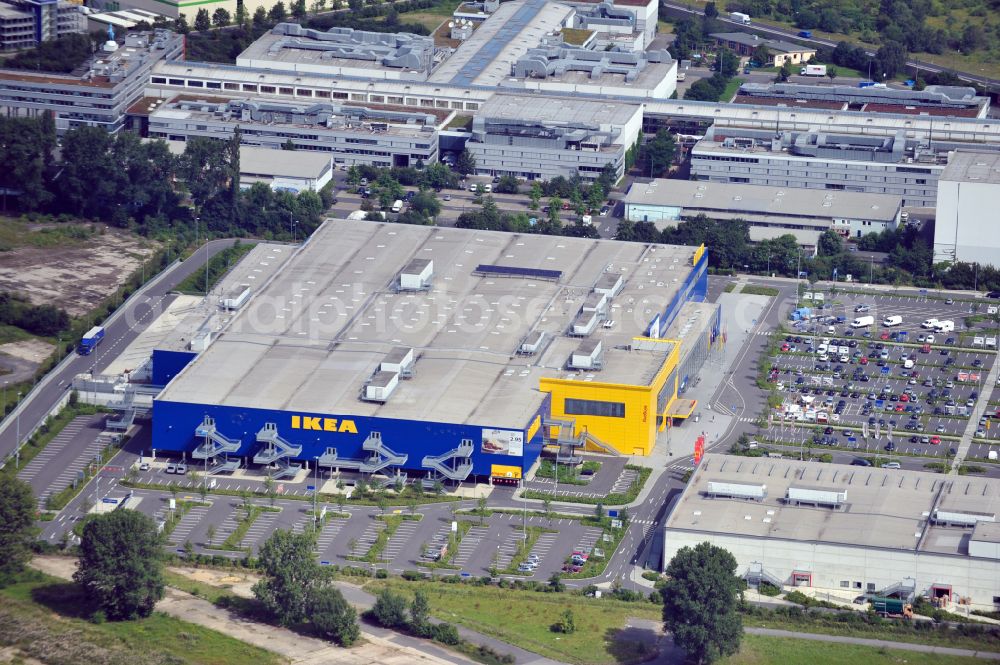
(0, 0), (83, 51)
(428, 0), (575, 88)
(150, 219), (719, 483)
(0, 28), (182, 133)
(160, 140), (335, 193)
(146, 94), (445, 168)
(465, 93), (641, 181)
(710, 32), (816, 67)
(736, 82), (990, 118)
(563, 0), (658, 50)
(690, 127), (949, 208)
(624, 179), (901, 240)
(505, 42), (677, 99)
(933, 151), (1000, 267)
(663, 454), (1000, 611)
(236, 23), (437, 81)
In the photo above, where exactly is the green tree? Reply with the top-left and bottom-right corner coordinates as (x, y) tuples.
(194, 7), (211, 31)
(529, 181), (542, 210)
(874, 40), (907, 80)
(751, 44), (771, 67)
(409, 589), (432, 637)
(554, 608), (575, 633)
(235, 0), (247, 26)
(548, 572), (565, 592)
(311, 585), (359, 646)
(662, 542), (742, 664)
(493, 174), (520, 194)
(818, 229), (843, 257)
(410, 190), (441, 219)
(0, 475), (35, 582)
(173, 14), (189, 34)
(371, 588), (408, 628)
(74, 510), (165, 620)
(253, 529), (321, 625)
(454, 149), (476, 176)
(206, 523), (217, 548)
(641, 128), (677, 178)
(826, 65), (838, 82)
(252, 6), (268, 26)
(267, 1), (287, 22)
(704, 2), (718, 19)
(716, 47), (740, 77)
(290, 0), (306, 17)
(777, 60), (793, 82)
(212, 7), (231, 27)
(594, 502), (604, 520)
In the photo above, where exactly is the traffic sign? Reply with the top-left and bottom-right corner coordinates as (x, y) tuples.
(320, 561), (331, 566)
(881, 367), (890, 375)
(608, 510), (619, 518)
(102, 498), (117, 504)
(307, 485), (316, 491)
(848, 437), (857, 444)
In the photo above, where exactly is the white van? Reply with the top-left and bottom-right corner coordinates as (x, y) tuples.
(921, 318), (939, 329)
(903, 359), (915, 369)
(934, 320), (955, 333)
(883, 315), (903, 327)
(391, 199), (404, 213)
(851, 315), (874, 328)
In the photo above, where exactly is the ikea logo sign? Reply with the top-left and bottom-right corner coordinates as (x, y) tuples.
(291, 415), (358, 434)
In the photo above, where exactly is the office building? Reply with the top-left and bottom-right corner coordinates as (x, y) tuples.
(564, 0), (658, 50)
(690, 127), (948, 208)
(0, 0), (83, 51)
(150, 219), (719, 482)
(933, 151), (1000, 267)
(0, 28), (183, 133)
(147, 95), (445, 168)
(710, 32), (816, 67)
(663, 454), (1000, 612)
(465, 93), (641, 181)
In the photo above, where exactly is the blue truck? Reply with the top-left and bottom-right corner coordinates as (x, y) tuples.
(78, 326), (105, 355)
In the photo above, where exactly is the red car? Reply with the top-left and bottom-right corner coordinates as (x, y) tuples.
(930, 436), (941, 445)
(880, 332), (890, 340)
(894, 404), (905, 412)
(860, 357), (868, 365)
(781, 344), (790, 352)
(900, 394), (909, 402)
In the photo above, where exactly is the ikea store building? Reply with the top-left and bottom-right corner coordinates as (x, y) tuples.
(151, 219), (721, 483)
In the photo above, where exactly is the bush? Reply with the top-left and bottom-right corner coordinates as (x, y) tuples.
(370, 589), (408, 628)
(758, 582), (782, 597)
(401, 569), (426, 581)
(433, 622), (461, 645)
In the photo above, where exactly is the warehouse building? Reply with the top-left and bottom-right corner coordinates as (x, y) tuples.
(624, 179), (901, 239)
(563, 0), (658, 50)
(0, 0), (83, 51)
(236, 23), (436, 82)
(151, 219), (719, 483)
(664, 454), (1000, 611)
(690, 127), (949, 208)
(0, 28), (182, 133)
(146, 95), (445, 168)
(465, 93), (641, 181)
(736, 82), (990, 118)
(933, 151), (1000, 267)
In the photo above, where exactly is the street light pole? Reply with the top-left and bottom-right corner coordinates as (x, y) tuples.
(15, 390), (21, 468)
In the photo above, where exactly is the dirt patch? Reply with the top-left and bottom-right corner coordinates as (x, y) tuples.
(0, 227), (157, 317)
(0, 352), (37, 383)
(0, 646), (45, 665)
(0, 339), (55, 363)
(170, 565), (258, 598)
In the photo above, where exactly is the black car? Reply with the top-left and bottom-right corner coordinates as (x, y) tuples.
(852, 458), (872, 466)
(987, 291), (1000, 299)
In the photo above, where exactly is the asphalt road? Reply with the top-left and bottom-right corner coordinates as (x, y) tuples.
(0, 239), (240, 469)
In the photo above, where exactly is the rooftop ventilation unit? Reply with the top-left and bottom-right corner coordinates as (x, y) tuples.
(786, 486), (846, 508)
(706, 481), (766, 501)
(569, 338), (603, 370)
(399, 258), (433, 291)
(933, 509), (996, 527)
(518, 330), (546, 355)
(364, 370), (399, 402)
(222, 284), (251, 310)
(380, 346), (414, 377)
(594, 273), (624, 297)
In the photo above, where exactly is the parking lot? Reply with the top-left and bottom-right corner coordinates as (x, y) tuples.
(766, 289), (1000, 462)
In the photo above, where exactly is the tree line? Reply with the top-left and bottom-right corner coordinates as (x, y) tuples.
(1, 115), (324, 243)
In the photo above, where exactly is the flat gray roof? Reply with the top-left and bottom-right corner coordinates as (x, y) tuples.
(941, 150), (1000, 185)
(478, 93), (641, 128)
(429, 0), (575, 87)
(161, 141), (331, 179)
(625, 179), (901, 222)
(666, 454), (1000, 558)
(159, 219), (701, 429)
(748, 226), (822, 246)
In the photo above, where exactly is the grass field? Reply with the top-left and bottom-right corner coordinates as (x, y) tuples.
(394, 0), (461, 31)
(0, 571), (283, 665)
(176, 242), (256, 295)
(367, 579), (661, 665)
(721, 77), (745, 102)
(723, 634), (984, 665)
(0, 217), (99, 252)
